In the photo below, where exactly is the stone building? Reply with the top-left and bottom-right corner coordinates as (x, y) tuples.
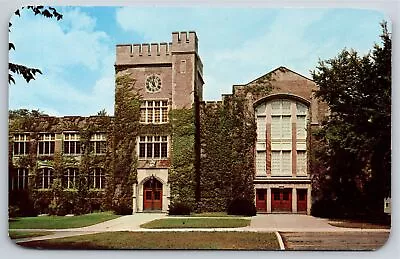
(8, 31), (326, 215)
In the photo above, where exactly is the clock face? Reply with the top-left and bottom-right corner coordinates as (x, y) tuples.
(145, 75), (161, 93)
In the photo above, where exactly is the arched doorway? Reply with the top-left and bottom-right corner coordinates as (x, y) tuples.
(143, 177), (163, 211)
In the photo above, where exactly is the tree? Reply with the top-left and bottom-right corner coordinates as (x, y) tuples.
(9, 6), (63, 85)
(96, 109), (108, 116)
(311, 22), (391, 219)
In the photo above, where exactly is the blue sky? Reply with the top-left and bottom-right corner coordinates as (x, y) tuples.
(9, 6), (386, 116)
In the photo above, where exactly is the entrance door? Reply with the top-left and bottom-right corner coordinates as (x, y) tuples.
(143, 178), (162, 211)
(297, 189), (307, 213)
(256, 189), (267, 212)
(271, 188), (292, 212)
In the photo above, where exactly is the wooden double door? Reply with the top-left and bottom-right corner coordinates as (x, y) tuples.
(143, 178), (162, 211)
(271, 188), (292, 212)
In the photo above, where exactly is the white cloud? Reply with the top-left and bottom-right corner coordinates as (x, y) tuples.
(9, 7), (115, 116)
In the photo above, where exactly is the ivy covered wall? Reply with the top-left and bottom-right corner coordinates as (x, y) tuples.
(8, 113), (112, 216)
(198, 96), (257, 212)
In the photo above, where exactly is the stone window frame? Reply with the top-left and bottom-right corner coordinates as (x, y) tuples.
(37, 167), (54, 189)
(89, 168), (105, 189)
(89, 133), (107, 155)
(63, 167), (79, 189)
(10, 168), (29, 190)
(140, 100), (169, 124)
(13, 133), (30, 156)
(38, 133), (55, 156)
(138, 135), (168, 160)
(63, 132), (81, 155)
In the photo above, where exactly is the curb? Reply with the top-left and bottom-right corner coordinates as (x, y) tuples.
(275, 231), (285, 250)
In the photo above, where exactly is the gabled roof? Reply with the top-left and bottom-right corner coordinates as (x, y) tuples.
(241, 66), (314, 86)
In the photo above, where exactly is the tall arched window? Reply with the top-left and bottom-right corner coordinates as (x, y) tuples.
(255, 98), (309, 177)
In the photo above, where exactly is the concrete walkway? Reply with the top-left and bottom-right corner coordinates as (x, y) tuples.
(11, 213), (390, 244)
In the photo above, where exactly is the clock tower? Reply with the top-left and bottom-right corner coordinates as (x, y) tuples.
(115, 31), (204, 213)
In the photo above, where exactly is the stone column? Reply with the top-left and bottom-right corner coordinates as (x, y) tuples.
(267, 188), (272, 213)
(292, 188), (297, 213)
(132, 183), (137, 214)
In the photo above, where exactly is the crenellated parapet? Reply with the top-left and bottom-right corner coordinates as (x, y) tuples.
(116, 31), (199, 66)
(171, 31), (198, 53)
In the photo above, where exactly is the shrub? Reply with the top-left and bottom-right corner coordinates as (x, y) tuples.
(227, 198), (256, 216)
(168, 202), (192, 215)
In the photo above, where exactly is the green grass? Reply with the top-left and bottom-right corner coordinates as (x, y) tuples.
(9, 231), (54, 239)
(140, 218), (250, 229)
(18, 231), (279, 250)
(189, 212), (241, 217)
(9, 212), (120, 229)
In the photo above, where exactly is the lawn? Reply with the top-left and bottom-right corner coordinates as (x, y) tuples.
(9, 231), (54, 239)
(18, 231), (279, 250)
(189, 212), (242, 217)
(9, 212), (120, 229)
(140, 218), (250, 229)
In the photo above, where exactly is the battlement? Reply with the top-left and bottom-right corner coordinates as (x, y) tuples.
(171, 31), (198, 53)
(116, 31), (198, 66)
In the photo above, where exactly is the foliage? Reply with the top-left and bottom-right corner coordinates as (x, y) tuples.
(227, 198), (257, 216)
(168, 202), (192, 215)
(168, 108), (197, 209)
(199, 95), (257, 212)
(9, 6), (63, 84)
(110, 74), (140, 214)
(96, 109), (108, 116)
(310, 22), (391, 218)
(8, 112), (112, 215)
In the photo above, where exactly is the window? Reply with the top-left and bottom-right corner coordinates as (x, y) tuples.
(10, 168), (28, 190)
(63, 168), (78, 189)
(283, 191), (290, 200)
(271, 150), (292, 176)
(273, 190), (280, 200)
(38, 133), (55, 155)
(64, 133), (81, 155)
(90, 168), (105, 189)
(271, 100), (292, 140)
(38, 168), (53, 189)
(89, 133), (106, 154)
(257, 190), (265, 200)
(180, 60), (186, 74)
(139, 136), (168, 159)
(297, 151), (307, 176)
(13, 134), (29, 156)
(256, 116), (266, 140)
(296, 102), (308, 139)
(140, 100), (168, 124)
(256, 151), (266, 175)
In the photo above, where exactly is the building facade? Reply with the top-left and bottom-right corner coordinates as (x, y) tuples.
(9, 31), (326, 215)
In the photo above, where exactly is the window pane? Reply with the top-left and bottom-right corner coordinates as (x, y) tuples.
(147, 143), (153, 158)
(161, 143), (167, 158)
(257, 116), (266, 141)
(154, 143), (161, 158)
(147, 109), (153, 123)
(140, 109), (146, 123)
(282, 116), (291, 139)
(271, 116), (281, 139)
(154, 191), (161, 200)
(154, 109), (161, 123)
(139, 143), (146, 158)
(297, 115), (306, 139)
(161, 108), (168, 122)
(256, 151), (266, 175)
(282, 151), (291, 175)
(271, 151), (281, 175)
